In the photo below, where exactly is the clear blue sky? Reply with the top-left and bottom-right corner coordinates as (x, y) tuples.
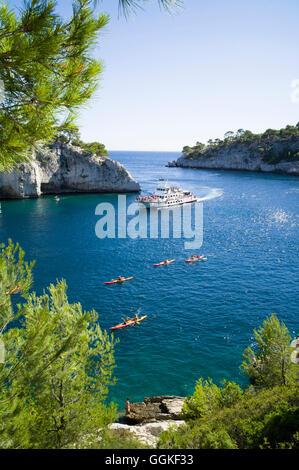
(10, 0), (299, 150)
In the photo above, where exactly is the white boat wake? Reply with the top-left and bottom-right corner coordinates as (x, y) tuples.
(197, 187), (223, 202)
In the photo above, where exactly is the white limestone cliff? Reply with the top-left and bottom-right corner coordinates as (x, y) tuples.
(0, 142), (140, 199)
(171, 139), (299, 175)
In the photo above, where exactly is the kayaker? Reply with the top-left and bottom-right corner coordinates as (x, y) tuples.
(125, 398), (130, 416)
(118, 276), (124, 281)
(164, 259), (169, 264)
(124, 316), (130, 324)
(133, 314), (139, 321)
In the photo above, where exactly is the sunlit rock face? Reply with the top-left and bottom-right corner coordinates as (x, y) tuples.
(174, 139), (299, 176)
(0, 142), (140, 199)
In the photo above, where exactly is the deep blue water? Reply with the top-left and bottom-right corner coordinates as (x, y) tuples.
(0, 151), (298, 408)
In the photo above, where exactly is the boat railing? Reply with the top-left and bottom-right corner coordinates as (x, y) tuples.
(136, 195), (160, 202)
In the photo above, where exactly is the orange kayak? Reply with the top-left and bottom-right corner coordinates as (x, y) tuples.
(104, 277), (133, 285)
(110, 315), (148, 330)
(186, 256), (207, 263)
(153, 259), (175, 267)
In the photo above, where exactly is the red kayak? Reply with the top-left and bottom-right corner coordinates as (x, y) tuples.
(104, 277), (133, 285)
(110, 315), (147, 330)
(153, 259), (175, 267)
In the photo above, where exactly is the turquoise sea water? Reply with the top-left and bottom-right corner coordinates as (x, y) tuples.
(0, 151), (298, 407)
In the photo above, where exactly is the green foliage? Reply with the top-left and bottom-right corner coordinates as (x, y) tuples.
(117, 0), (183, 17)
(182, 145), (192, 155)
(218, 379), (244, 407)
(159, 385), (299, 449)
(158, 422), (237, 449)
(182, 378), (243, 420)
(242, 314), (296, 387)
(0, 240), (35, 444)
(181, 378), (221, 419)
(0, 239), (35, 334)
(0, 242), (118, 449)
(54, 129), (108, 156)
(261, 146), (299, 164)
(71, 138), (108, 157)
(0, 0), (109, 171)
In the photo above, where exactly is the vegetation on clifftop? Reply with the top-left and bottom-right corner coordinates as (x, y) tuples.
(182, 124), (299, 164)
(71, 138), (108, 158)
(54, 130), (109, 157)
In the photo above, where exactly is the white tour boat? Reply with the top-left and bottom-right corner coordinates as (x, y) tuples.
(136, 181), (197, 209)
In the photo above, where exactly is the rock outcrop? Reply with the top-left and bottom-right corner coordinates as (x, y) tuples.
(0, 142), (140, 199)
(126, 396), (185, 424)
(171, 138), (299, 176)
(108, 396), (186, 447)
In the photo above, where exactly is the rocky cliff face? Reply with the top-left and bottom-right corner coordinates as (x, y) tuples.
(0, 142), (140, 199)
(172, 139), (299, 175)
